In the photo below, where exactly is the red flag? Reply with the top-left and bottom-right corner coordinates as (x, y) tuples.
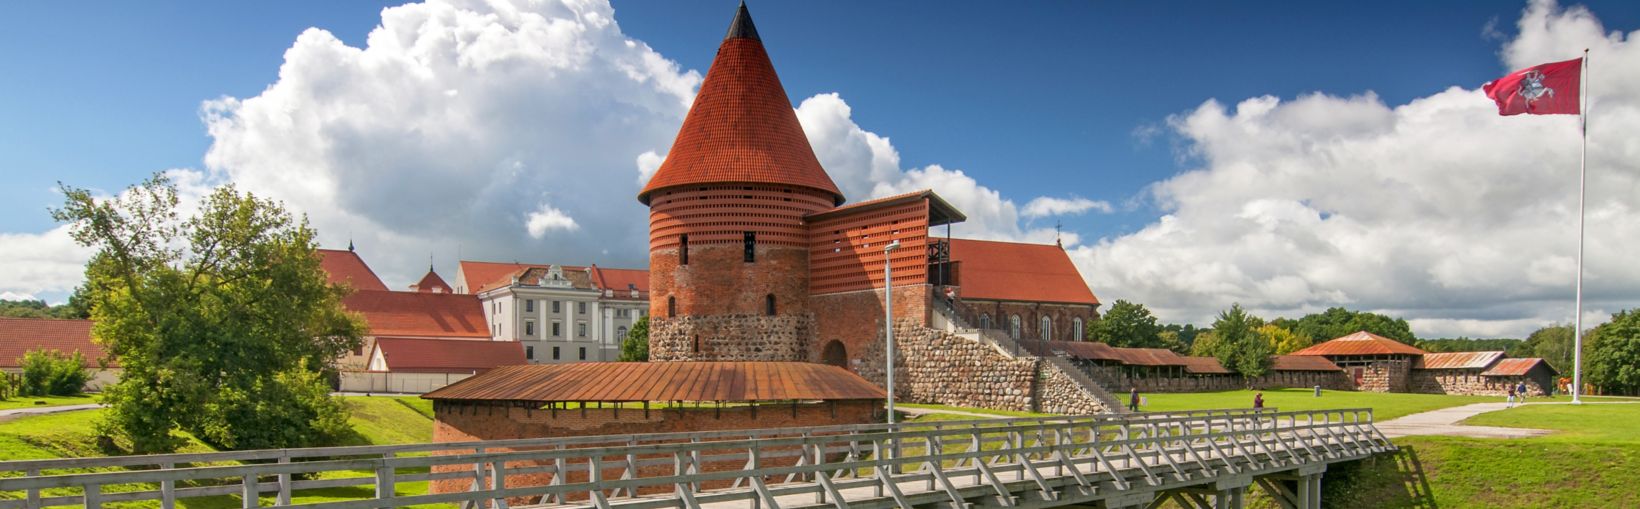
(1483, 58), (1582, 116)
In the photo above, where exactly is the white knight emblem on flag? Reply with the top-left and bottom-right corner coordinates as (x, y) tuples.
(1516, 70), (1555, 103)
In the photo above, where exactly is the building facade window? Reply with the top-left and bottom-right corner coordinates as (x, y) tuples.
(1072, 318), (1084, 340)
(1040, 316), (1053, 340)
(552, 300), (561, 313)
(1009, 315), (1022, 339)
(578, 347), (587, 360)
(552, 346), (560, 360)
(526, 346), (534, 360)
(525, 299), (535, 313)
(765, 294), (776, 316)
(616, 326), (628, 339)
(680, 234), (689, 265)
(578, 302), (587, 314)
(577, 321), (588, 337)
(979, 314), (992, 330)
(525, 320), (535, 336)
(744, 232), (756, 262)
(551, 320), (562, 337)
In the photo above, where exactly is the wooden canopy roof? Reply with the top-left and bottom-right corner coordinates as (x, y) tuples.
(423, 362), (886, 403)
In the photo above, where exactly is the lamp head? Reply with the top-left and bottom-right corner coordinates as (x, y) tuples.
(884, 240), (902, 252)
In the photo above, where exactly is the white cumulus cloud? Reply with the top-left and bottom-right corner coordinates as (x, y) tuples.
(1022, 197), (1114, 218)
(1072, 0), (1640, 337)
(525, 203), (579, 238)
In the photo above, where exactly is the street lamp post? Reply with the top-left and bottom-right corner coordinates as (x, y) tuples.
(883, 240), (902, 425)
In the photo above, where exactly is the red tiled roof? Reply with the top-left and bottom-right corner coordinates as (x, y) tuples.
(1111, 347), (1187, 366)
(371, 337), (522, 374)
(457, 261), (528, 294)
(1482, 358), (1558, 377)
(318, 249), (389, 292)
(0, 317), (111, 368)
(1413, 351), (1505, 370)
(1022, 340), (1121, 361)
(424, 362), (886, 403)
(1179, 356), (1232, 374)
(410, 270), (453, 294)
(590, 266), (651, 294)
(342, 290), (490, 338)
(1270, 355), (1343, 372)
(1289, 331), (1427, 357)
(636, 7), (842, 205)
(948, 238), (1099, 306)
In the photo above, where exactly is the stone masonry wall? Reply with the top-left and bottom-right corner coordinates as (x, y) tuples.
(1410, 370), (1551, 396)
(1357, 360), (1411, 393)
(648, 314), (814, 361)
(1036, 360), (1114, 414)
(861, 321), (1039, 412)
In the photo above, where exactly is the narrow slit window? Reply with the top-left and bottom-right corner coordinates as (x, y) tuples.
(765, 294), (776, 316)
(743, 232), (756, 262)
(679, 234), (689, 265)
(668, 296), (677, 318)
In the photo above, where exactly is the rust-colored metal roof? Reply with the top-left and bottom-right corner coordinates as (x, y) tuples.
(1270, 355), (1343, 372)
(637, 5), (842, 205)
(1179, 356), (1232, 374)
(1111, 347), (1187, 366)
(1482, 358), (1558, 377)
(1413, 351), (1505, 370)
(1289, 331), (1428, 357)
(423, 362), (886, 403)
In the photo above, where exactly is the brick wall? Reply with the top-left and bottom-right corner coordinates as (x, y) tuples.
(430, 400), (878, 500)
(809, 285), (930, 372)
(958, 300), (1098, 342)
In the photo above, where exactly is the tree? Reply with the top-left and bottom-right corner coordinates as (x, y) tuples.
(1208, 304), (1272, 378)
(1161, 323), (1200, 351)
(1284, 307), (1416, 344)
(19, 349), (90, 396)
(1189, 331), (1221, 358)
(1517, 325), (1575, 373)
(1090, 300), (1162, 348)
(1586, 310), (1640, 395)
(1158, 330), (1188, 354)
(53, 174), (364, 452)
(0, 287), (91, 319)
(1258, 323), (1311, 355)
(618, 316), (649, 362)
(1416, 337), (1526, 354)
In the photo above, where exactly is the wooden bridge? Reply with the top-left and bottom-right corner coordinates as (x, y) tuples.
(0, 408), (1394, 509)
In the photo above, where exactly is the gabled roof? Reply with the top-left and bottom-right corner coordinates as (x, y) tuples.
(637, 3), (842, 205)
(456, 261), (528, 294)
(590, 265), (650, 300)
(947, 238), (1099, 306)
(423, 362), (886, 403)
(1289, 331), (1427, 357)
(410, 269), (453, 294)
(371, 337), (522, 374)
(1482, 358), (1558, 377)
(1270, 355), (1343, 372)
(0, 317), (111, 368)
(458, 260), (650, 296)
(1023, 340), (1121, 361)
(1179, 356), (1232, 375)
(317, 249), (389, 291)
(342, 290), (490, 338)
(1111, 347), (1187, 367)
(1414, 351), (1505, 370)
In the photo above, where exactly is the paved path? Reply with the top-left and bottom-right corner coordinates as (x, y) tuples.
(0, 403), (103, 422)
(1377, 400), (1640, 439)
(894, 405), (1013, 419)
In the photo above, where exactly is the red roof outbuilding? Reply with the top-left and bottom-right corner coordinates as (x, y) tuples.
(1289, 331), (1428, 357)
(424, 362), (886, 403)
(1270, 355), (1343, 372)
(637, 4), (842, 205)
(0, 317), (111, 368)
(1413, 351), (1505, 370)
(947, 238), (1099, 306)
(1482, 358), (1558, 377)
(370, 337), (523, 374)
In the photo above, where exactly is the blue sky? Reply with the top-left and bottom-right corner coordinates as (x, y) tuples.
(3, 1), (1638, 336)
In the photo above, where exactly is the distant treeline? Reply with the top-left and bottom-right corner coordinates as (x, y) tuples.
(1416, 337), (1528, 355)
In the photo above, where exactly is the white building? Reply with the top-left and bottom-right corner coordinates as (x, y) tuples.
(459, 261), (649, 363)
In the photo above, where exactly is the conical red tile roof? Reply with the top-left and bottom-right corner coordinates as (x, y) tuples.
(637, 3), (842, 205)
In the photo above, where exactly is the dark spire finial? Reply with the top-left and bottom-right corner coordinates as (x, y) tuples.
(348, 239), (355, 252)
(725, 1), (760, 41)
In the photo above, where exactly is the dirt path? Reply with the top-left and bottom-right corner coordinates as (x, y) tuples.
(0, 403), (103, 423)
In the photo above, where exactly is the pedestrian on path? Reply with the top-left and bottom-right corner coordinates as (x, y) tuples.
(1253, 392), (1265, 412)
(1129, 387), (1140, 412)
(1506, 386), (1517, 408)
(1516, 381), (1528, 402)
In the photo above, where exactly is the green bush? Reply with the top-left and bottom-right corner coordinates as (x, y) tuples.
(19, 349), (89, 396)
(0, 372), (13, 400)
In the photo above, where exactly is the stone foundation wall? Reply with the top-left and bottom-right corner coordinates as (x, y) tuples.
(1357, 360), (1411, 393)
(1411, 370), (1552, 396)
(648, 314), (814, 361)
(870, 321), (1040, 412)
(1036, 360), (1115, 414)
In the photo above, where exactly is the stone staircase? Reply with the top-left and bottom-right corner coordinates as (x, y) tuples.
(1042, 355), (1129, 413)
(929, 302), (1126, 413)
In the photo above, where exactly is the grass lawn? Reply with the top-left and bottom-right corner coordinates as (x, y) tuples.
(1139, 388), (1503, 421)
(0, 394), (100, 411)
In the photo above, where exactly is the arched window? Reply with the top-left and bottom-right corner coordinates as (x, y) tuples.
(979, 313), (992, 330)
(1009, 315), (1022, 339)
(667, 296), (676, 318)
(765, 294), (776, 316)
(1072, 318), (1084, 340)
(679, 234), (689, 265)
(1040, 316), (1053, 340)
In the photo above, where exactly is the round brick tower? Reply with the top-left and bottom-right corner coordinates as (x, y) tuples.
(639, 3), (843, 362)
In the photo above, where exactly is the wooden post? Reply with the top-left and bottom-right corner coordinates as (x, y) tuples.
(277, 456), (293, 506)
(375, 454), (396, 509)
(26, 468), (41, 509)
(242, 471), (258, 509)
(158, 464), (174, 509)
(83, 484), (100, 509)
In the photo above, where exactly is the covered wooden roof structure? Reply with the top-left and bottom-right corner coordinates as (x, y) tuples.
(1289, 331), (1428, 357)
(1481, 358), (1558, 377)
(1270, 355), (1344, 372)
(423, 362), (886, 404)
(1413, 351), (1505, 370)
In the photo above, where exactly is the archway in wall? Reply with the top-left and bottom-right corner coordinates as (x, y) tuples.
(821, 340), (847, 368)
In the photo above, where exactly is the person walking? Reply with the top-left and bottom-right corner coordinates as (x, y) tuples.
(1253, 392), (1265, 413)
(1129, 387), (1140, 412)
(1516, 381), (1528, 402)
(1506, 386), (1517, 408)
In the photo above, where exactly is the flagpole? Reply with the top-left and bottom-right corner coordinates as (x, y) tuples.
(1572, 48), (1588, 404)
